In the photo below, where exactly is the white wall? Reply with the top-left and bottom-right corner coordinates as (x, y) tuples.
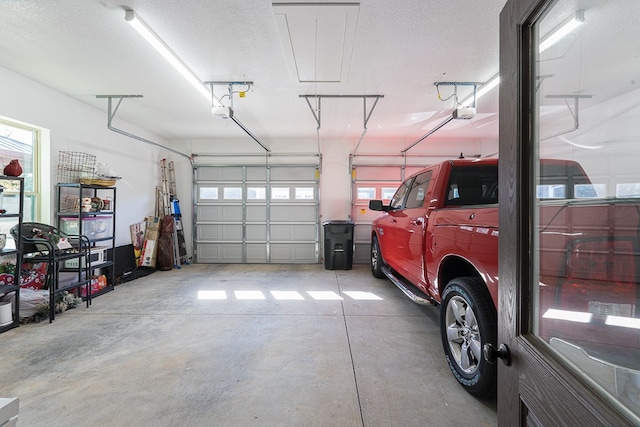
(0, 65), (191, 250)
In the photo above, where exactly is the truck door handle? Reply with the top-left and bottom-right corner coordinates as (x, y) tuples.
(390, 218), (397, 223)
(410, 218), (424, 226)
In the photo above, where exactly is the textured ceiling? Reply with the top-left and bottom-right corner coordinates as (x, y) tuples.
(0, 0), (507, 151)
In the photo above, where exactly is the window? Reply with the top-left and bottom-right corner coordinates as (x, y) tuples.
(295, 187), (314, 200)
(247, 187), (266, 200)
(532, 0), (640, 416)
(271, 188), (290, 200)
(381, 187), (398, 200)
(199, 187), (218, 200)
(405, 171), (432, 209)
(357, 187), (375, 200)
(445, 165), (498, 206)
(0, 118), (40, 222)
(223, 187), (242, 200)
(389, 180), (412, 210)
(616, 183), (640, 198)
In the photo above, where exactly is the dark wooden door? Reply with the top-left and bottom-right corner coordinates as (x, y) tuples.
(498, 0), (640, 425)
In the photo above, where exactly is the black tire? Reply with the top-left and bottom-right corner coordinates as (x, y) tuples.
(370, 235), (385, 278)
(440, 277), (497, 397)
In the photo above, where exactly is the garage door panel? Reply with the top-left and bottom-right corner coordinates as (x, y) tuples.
(246, 224), (267, 240)
(197, 166), (243, 181)
(355, 166), (402, 181)
(246, 205), (267, 221)
(354, 244), (370, 265)
(271, 166), (316, 181)
(271, 205), (316, 222)
(354, 224), (372, 241)
(246, 244), (267, 263)
(197, 224), (242, 241)
(352, 164), (405, 264)
(197, 205), (243, 221)
(246, 166), (267, 180)
(270, 224), (316, 241)
(270, 243), (316, 263)
(196, 243), (243, 263)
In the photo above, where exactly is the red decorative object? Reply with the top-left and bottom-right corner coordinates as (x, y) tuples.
(3, 159), (22, 177)
(0, 273), (14, 286)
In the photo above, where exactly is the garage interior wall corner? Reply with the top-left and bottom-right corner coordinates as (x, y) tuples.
(0, 64), (175, 247)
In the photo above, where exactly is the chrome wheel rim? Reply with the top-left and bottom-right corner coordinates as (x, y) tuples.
(444, 295), (482, 374)
(371, 240), (379, 270)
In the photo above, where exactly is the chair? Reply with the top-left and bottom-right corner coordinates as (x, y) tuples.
(10, 222), (91, 322)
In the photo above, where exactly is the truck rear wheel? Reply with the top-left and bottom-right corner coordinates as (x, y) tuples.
(370, 236), (385, 278)
(440, 277), (497, 397)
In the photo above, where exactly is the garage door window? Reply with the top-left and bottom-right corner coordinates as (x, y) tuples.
(199, 187), (218, 200)
(247, 187), (266, 200)
(223, 187), (242, 200)
(295, 187), (314, 200)
(357, 187), (375, 199)
(271, 188), (290, 200)
(381, 187), (397, 200)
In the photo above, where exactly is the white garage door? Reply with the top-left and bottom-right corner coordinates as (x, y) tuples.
(195, 164), (319, 263)
(351, 164), (424, 264)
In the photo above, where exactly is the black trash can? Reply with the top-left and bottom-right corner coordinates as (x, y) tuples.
(322, 220), (355, 270)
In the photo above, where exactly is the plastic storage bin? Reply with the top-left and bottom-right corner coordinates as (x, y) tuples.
(322, 220), (355, 270)
(60, 216), (113, 240)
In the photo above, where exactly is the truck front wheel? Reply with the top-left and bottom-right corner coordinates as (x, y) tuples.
(440, 277), (497, 397)
(370, 236), (385, 278)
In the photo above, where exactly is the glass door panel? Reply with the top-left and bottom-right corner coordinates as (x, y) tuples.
(532, 0), (640, 419)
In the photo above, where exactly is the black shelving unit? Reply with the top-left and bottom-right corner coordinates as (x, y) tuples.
(56, 183), (116, 298)
(0, 177), (24, 333)
(19, 223), (92, 322)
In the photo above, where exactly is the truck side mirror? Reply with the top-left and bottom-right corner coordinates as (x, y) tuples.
(369, 200), (387, 211)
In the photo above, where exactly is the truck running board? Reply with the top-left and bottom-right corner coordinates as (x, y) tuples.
(381, 266), (437, 306)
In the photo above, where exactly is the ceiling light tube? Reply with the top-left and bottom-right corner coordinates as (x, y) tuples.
(539, 11), (584, 53)
(125, 10), (210, 101)
(460, 74), (500, 108)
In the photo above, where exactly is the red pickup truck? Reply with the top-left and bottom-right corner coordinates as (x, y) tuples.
(369, 157), (640, 398)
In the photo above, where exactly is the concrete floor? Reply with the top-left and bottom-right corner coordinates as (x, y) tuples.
(0, 264), (496, 426)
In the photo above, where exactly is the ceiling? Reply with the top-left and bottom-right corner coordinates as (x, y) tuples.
(0, 0), (507, 152)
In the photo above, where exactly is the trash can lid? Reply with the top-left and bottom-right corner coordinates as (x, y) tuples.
(322, 220), (355, 226)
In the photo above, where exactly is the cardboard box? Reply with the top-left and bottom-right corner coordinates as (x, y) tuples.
(130, 221), (146, 266)
(139, 217), (160, 267)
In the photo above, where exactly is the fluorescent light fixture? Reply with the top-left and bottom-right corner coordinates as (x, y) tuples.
(125, 10), (210, 101)
(539, 11), (584, 53)
(460, 74), (500, 108)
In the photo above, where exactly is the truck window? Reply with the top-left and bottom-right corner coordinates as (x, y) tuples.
(390, 179), (412, 209)
(405, 171), (433, 209)
(444, 165), (498, 206)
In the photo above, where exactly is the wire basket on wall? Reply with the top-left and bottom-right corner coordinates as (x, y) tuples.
(57, 151), (96, 183)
